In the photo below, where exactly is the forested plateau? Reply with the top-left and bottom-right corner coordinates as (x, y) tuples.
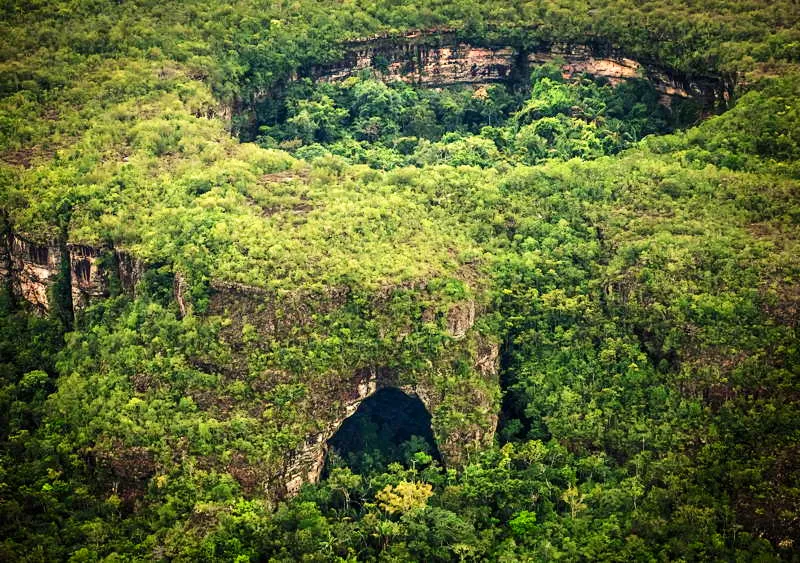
(1, 0), (799, 561)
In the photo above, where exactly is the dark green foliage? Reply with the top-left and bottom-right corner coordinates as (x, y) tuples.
(257, 68), (690, 168)
(325, 388), (440, 476)
(1, 0), (799, 561)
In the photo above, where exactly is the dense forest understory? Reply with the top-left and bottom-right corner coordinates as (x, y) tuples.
(1, 0), (799, 561)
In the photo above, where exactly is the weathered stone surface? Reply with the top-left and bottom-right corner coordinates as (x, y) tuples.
(7, 235), (60, 313)
(69, 244), (107, 309)
(0, 232), (143, 314)
(317, 43), (518, 85)
(446, 300), (475, 339)
(116, 250), (144, 295)
(310, 30), (731, 108)
(174, 271), (190, 318)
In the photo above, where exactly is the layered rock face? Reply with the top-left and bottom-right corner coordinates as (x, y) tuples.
(312, 30), (731, 108)
(0, 232), (142, 314)
(317, 43), (519, 85)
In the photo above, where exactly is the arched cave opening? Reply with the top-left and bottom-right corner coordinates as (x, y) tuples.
(323, 387), (441, 477)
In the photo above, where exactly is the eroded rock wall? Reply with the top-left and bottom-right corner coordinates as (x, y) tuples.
(317, 43), (519, 86)
(2, 239), (500, 499)
(0, 232), (143, 314)
(311, 30), (731, 108)
(2, 234), (62, 312)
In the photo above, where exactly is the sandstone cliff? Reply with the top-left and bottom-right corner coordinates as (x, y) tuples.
(308, 30), (732, 108)
(0, 231), (143, 315)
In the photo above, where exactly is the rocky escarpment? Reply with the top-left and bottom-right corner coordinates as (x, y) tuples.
(310, 30), (733, 108)
(0, 231), (143, 315)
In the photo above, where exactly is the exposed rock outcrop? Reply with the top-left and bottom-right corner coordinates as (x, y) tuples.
(316, 43), (519, 86)
(310, 30), (732, 108)
(0, 232), (143, 314)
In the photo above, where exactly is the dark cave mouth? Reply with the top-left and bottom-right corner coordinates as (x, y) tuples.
(323, 387), (441, 477)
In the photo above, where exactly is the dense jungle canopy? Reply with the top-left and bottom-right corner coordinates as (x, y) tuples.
(1, 0), (799, 561)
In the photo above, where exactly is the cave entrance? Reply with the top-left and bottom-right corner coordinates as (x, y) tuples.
(323, 387), (441, 477)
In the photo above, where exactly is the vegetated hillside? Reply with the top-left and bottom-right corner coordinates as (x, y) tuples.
(1, 0), (799, 561)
